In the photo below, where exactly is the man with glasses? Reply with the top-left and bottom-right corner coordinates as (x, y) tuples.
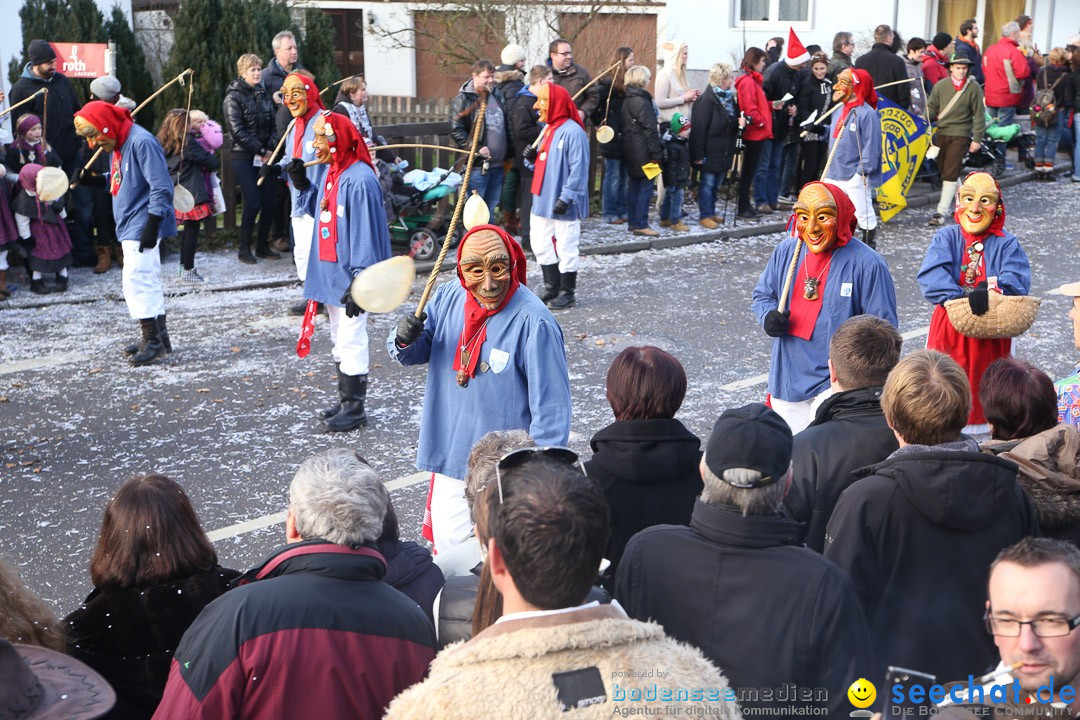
(389, 224), (572, 554)
(615, 403), (872, 717)
(548, 39), (599, 124)
(934, 538), (1080, 716)
(828, 32), (855, 80)
(385, 450), (742, 719)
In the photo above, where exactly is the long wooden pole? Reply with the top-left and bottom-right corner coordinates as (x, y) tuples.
(527, 60), (622, 151)
(0, 87), (46, 119)
(70, 68), (193, 189)
(413, 95), (487, 318)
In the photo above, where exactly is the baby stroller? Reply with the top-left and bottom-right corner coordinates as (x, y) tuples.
(965, 112), (1036, 177)
(388, 167), (463, 262)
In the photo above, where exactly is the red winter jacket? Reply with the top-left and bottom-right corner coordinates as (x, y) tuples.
(735, 71), (772, 142)
(983, 37), (1031, 108)
(921, 48), (949, 90)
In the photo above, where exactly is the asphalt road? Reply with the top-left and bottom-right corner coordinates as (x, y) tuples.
(2, 176), (1078, 614)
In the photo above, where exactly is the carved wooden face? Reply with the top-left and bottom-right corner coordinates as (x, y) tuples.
(459, 230), (511, 310)
(533, 83), (550, 124)
(281, 75), (310, 119)
(957, 172), (1000, 235)
(74, 115), (117, 153)
(311, 113), (333, 165)
(832, 68), (855, 104)
(794, 184), (840, 254)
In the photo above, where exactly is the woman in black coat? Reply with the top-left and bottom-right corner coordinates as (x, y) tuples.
(584, 346), (703, 590)
(689, 63), (739, 229)
(222, 53), (278, 264)
(64, 475), (240, 720)
(621, 66), (663, 236)
(158, 109), (219, 283)
(796, 53), (834, 188)
(596, 47), (635, 224)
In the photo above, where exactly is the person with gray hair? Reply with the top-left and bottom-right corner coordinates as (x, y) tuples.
(262, 29), (303, 103)
(828, 31), (855, 78)
(983, 19), (1031, 157)
(615, 403), (872, 717)
(154, 447), (436, 719)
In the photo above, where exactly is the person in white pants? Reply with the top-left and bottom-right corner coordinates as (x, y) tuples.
(823, 68), (882, 249)
(75, 101), (176, 366)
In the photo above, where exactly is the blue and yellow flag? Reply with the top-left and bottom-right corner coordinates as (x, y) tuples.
(875, 97), (932, 222)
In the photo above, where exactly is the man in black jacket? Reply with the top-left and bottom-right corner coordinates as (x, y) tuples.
(785, 315), (902, 552)
(759, 31), (808, 209)
(449, 59), (507, 217)
(825, 349), (1039, 693)
(616, 403), (873, 718)
(855, 24), (912, 109)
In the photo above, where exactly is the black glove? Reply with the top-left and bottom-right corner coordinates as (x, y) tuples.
(763, 309), (790, 337)
(259, 162), (282, 180)
(968, 281), (990, 316)
(51, 200), (65, 215)
(139, 213), (163, 253)
(72, 170), (106, 188)
(553, 198), (568, 215)
(285, 158), (311, 192)
(17, 235), (35, 251)
(341, 290), (365, 319)
(395, 312), (427, 348)
(523, 145), (538, 163)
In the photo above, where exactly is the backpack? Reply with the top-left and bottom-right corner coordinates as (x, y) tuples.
(1031, 72), (1064, 127)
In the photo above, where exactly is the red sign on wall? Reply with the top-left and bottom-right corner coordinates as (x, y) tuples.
(48, 43), (108, 79)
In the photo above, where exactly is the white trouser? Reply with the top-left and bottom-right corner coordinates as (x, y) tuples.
(326, 304), (369, 376)
(936, 180), (958, 217)
(121, 239), (165, 319)
(771, 389), (832, 435)
(530, 214), (581, 272)
(431, 473), (474, 554)
(0, 250), (7, 270)
(831, 174), (877, 230)
(291, 214), (314, 282)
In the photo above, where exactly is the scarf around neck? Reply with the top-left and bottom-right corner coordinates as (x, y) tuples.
(833, 68), (878, 138)
(74, 101), (135, 196)
(315, 111), (374, 262)
(531, 82), (584, 197)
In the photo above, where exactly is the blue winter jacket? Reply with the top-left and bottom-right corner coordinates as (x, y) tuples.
(113, 124), (178, 242)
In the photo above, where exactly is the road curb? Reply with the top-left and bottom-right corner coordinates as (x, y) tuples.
(0, 162), (1062, 311)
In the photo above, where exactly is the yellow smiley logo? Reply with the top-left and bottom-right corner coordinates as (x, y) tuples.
(847, 678), (876, 709)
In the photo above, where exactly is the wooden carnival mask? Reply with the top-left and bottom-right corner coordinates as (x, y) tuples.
(281, 74), (310, 119)
(832, 68), (856, 104)
(533, 83), (550, 124)
(956, 172), (1000, 236)
(73, 115), (117, 153)
(793, 184), (840, 254)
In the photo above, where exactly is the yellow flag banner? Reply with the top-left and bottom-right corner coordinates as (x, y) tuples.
(875, 98), (932, 222)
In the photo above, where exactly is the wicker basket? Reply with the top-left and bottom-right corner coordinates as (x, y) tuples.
(944, 293), (1041, 339)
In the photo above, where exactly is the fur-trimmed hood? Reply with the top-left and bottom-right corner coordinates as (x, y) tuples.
(385, 604), (742, 719)
(983, 424), (1080, 528)
(495, 67), (525, 85)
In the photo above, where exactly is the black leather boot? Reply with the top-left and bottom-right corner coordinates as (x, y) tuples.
(324, 373), (368, 432)
(54, 273), (68, 292)
(124, 319), (153, 355)
(30, 278), (51, 294)
(548, 272), (576, 309)
(320, 363), (343, 419)
(157, 314), (172, 353)
(238, 227), (256, 264)
(130, 317), (167, 366)
(862, 228), (877, 250)
(539, 264), (560, 302)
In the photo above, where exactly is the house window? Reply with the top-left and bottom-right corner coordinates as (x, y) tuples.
(739, 0), (810, 23)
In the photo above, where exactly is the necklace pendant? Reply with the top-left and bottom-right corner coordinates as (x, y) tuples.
(460, 348), (471, 367)
(803, 277), (820, 301)
(456, 370), (469, 388)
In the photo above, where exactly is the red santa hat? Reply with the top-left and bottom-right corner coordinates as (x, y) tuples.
(786, 27), (810, 66)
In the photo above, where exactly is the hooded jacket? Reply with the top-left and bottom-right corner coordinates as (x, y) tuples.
(824, 443), (1039, 688)
(509, 85), (541, 173)
(855, 43), (912, 109)
(983, 424), (1080, 546)
(584, 418), (703, 587)
(616, 500), (873, 718)
(689, 86), (737, 173)
(152, 540), (436, 720)
(221, 77), (275, 160)
(784, 386), (899, 552)
(954, 38), (985, 84)
(922, 47), (950, 90)
(64, 566), (240, 720)
(378, 538), (446, 624)
(9, 64), (81, 165)
(621, 86), (663, 179)
(385, 604), (741, 720)
(735, 70), (773, 142)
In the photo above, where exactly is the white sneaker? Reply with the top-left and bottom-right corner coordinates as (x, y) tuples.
(178, 267), (205, 284)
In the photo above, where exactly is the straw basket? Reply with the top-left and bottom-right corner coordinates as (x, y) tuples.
(944, 293), (1041, 339)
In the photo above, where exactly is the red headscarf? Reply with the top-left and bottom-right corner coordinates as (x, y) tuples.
(315, 111), (375, 263)
(833, 68), (878, 138)
(954, 172), (1007, 239)
(786, 181), (857, 340)
(284, 72), (326, 158)
(74, 101), (135, 196)
(452, 224), (528, 383)
(531, 82), (584, 196)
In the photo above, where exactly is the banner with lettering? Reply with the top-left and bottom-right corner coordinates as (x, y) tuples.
(48, 43), (108, 79)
